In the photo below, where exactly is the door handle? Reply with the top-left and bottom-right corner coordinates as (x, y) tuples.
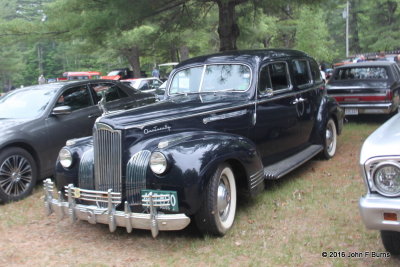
(292, 97), (306, 104)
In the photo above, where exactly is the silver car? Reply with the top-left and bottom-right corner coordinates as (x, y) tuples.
(359, 113), (400, 254)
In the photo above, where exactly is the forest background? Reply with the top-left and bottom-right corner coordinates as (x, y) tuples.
(0, 0), (399, 90)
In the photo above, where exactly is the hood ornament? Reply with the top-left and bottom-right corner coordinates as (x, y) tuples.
(97, 90), (108, 115)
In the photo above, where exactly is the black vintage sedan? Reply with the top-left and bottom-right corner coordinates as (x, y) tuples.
(326, 61), (400, 116)
(0, 80), (155, 202)
(45, 50), (344, 237)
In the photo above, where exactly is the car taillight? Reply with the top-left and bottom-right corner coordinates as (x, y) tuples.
(386, 89), (392, 100)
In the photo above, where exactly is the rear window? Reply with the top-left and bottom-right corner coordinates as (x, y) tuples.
(334, 67), (388, 80)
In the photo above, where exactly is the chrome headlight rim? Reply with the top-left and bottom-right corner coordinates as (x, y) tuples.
(59, 148), (73, 168)
(149, 151), (168, 175)
(372, 161), (400, 197)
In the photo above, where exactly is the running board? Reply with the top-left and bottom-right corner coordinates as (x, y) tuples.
(263, 145), (323, 179)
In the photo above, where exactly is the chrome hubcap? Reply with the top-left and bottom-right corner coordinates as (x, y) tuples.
(326, 126), (333, 151)
(217, 175), (231, 221)
(0, 155), (32, 196)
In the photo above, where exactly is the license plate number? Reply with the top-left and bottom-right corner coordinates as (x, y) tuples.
(141, 190), (178, 211)
(345, 108), (358, 115)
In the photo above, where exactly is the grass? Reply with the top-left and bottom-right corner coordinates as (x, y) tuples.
(1, 117), (400, 266)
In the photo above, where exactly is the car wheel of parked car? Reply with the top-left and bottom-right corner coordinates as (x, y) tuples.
(0, 147), (37, 203)
(322, 118), (337, 159)
(381, 230), (400, 255)
(195, 163), (237, 236)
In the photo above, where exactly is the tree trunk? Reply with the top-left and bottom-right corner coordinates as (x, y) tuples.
(170, 46), (179, 62)
(216, 0), (241, 51)
(123, 46), (141, 78)
(179, 45), (189, 61)
(350, 0), (361, 54)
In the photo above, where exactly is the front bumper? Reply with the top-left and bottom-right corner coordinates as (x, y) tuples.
(43, 179), (190, 237)
(359, 193), (400, 231)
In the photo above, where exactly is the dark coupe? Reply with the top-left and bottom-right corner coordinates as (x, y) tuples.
(45, 50), (344, 237)
(326, 61), (400, 116)
(0, 80), (155, 202)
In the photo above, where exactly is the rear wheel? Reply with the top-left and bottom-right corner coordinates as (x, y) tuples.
(0, 147), (37, 203)
(195, 163), (237, 236)
(321, 118), (337, 159)
(381, 230), (400, 255)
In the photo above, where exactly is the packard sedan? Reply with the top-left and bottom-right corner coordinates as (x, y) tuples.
(0, 80), (155, 202)
(359, 113), (400, 255)
(326, 61), (400, 116)
(44, 49), (344, 237)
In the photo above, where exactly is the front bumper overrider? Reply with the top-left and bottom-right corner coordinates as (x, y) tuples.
(43, 179), (190, 238)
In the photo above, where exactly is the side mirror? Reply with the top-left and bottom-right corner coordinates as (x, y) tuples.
(52, 105), (72, 115)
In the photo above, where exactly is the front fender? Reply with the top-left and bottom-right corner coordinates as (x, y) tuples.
(143, 131), (264, 215)
(54, 136), (93, 191)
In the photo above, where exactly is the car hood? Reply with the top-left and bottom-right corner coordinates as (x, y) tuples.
(99, 94), (248, 130)
(360, 113), (400, 164)
(0, 118), (30, 130)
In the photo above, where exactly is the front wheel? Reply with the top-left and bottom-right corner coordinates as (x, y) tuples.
(195, 163), (237, 236)
(0, 147), (37, 203)
(321, 118), (337, 159)
(381, 230), (400, 255)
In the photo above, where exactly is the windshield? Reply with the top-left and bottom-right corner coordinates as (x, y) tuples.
(169, 64), (251, 95)
(0, 87), (58, 119)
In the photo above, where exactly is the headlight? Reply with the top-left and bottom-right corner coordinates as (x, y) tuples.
(372, 162), (400, 197)
(149, 152), (168, 175)
(59, 148), (73, 168)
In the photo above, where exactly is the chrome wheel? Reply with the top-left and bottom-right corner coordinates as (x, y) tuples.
(217, 170), (233, 224)
(0, 155), (33, 197)
(0, 148), (37, 202)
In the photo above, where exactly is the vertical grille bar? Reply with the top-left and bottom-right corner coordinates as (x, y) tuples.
(94, 123), (122, 195)
(126, 150), (151, 204)
(78, 148), (94, 190)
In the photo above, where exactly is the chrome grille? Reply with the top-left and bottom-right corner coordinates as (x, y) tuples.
(94, 123), (122, 195)
(78, 148), (95, 190)
(126, 150), (151, 204)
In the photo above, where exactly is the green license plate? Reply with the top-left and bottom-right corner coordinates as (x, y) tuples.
(141, 190), (178, 212)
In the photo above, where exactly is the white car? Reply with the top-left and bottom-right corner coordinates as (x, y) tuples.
(359, 113), (400, 254)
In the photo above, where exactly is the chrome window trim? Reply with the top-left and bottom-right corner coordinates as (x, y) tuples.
(167, 62), (253, 96)
(364, 156), (400, 196)
(258, 61), (293, 95)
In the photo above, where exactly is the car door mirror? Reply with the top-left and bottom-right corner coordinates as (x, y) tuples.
(52, 105), (72, 115)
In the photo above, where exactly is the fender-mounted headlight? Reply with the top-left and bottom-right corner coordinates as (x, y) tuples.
(59, 148), (73, 168)
(149, 152), (168, 175)
(373, 162), (400, 197)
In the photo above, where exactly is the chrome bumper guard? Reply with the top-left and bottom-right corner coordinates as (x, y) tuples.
(43, 179), (190, 238)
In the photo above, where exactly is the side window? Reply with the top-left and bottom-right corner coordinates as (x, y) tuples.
(310, 60), (323, 83)
(91, 83), (128, 103)
(292, 60), (311, 87)
(56, 86), (91, 111)
(259, 62), (290, 93)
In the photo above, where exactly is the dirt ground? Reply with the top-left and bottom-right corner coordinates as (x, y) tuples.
(1, 116), (400, 266)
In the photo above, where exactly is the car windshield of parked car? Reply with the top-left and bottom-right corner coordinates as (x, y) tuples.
(334, 67), (388, 80)
(169, 64), (251, 95)
(0, 87), (57, 119)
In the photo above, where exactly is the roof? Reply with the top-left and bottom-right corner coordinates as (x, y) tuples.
(176, 49), (311, 67)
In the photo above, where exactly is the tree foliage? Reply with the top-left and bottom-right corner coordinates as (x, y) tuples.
(1, 0), (399, 89)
